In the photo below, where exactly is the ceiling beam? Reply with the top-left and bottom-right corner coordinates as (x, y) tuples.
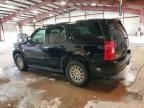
(20, 4), (143, 25)
(140, 10), (144, 23)
(20, 6), (68, 25)
(57, 0), (118, 4)
(0, 0), (8, 4)
(0, 0), (8, 24)
(1, 0), (144, 24)
(123, 0), (144, 6)
(0, 0), (117, 23)
(1, 0), (54, 24)
(1, 0), (119, 24)
(76, 5), (141, 15)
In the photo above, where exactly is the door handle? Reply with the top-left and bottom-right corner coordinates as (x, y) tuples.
(60, 45), (64, 48)
(38, 46), (48, 51)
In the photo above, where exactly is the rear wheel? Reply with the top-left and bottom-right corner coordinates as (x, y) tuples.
(14, 54), (28, 71)
(66, 61), (89, 86)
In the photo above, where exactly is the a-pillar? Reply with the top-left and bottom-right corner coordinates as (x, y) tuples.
(140, 10), (144, 36)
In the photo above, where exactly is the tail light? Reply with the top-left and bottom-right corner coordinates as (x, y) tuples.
(104, 40), (115, 61)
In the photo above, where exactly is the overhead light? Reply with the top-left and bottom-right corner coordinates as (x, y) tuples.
(97, 4), (103, 6)
(60, 1), (66, 6)
(8, 5), (17, 9)
(33, 20), (37, 23)
(49, 13), (53, 16)
(76, 3), (80, 5)
(32, 10), (39, 14)
(90, 3), (96, 6)
(0, 4), (17, 9)
(13, 18), (19, 21)
(105, 5), (112, 7)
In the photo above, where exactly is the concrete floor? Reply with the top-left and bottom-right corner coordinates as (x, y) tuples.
(0, 44), (144, 108)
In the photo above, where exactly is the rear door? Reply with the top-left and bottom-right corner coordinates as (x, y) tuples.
(45, 25), (67, 69)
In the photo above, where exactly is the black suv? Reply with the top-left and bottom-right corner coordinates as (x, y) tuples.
(13, 19), (131, 86)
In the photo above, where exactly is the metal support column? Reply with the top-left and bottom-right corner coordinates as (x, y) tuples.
(0, 18), (2, 41)
(18, 22), (23, 33)
(102, 8), (104, 19)
(55, 16), (57, 24)
(118, 0), (123, 16)
(123, 9), (125, 24)
(140, 11), (144, 36)
(0, 25), (2, 41)
(68, 10), (71, 22)
(84, 10), (87, 20)
(33, 23), (36, 30)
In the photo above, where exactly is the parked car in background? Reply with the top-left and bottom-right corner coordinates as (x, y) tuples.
(17, 32), (29, 43)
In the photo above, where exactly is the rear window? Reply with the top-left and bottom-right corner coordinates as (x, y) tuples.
(100, 20), (128, 40)
(108, 22), (128, 39)
(70, 21), (103, 41)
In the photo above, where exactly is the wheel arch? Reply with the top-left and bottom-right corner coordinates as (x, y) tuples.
(13, 50), (27, 62)
(61, 54), (90, 74)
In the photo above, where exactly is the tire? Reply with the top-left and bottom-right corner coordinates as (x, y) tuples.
(66, 61), (89, 86)
(14, 54), (28, 71)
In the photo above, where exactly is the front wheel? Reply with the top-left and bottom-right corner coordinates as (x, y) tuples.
(66, 61), (89, 86)
(14, 54), (28, 71)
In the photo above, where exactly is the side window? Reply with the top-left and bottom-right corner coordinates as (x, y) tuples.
(31, 29), (45, 44)
(70, 21), (102, 40)
(47, 26), (66, 43)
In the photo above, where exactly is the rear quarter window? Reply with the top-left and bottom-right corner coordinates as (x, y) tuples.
(70, 21), (103, 41)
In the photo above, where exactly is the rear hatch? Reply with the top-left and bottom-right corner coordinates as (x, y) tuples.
(101, 20), (129, 60)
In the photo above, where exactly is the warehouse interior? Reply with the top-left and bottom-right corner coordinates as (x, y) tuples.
(0, 0), (144, 108)
(0, 0), (144, 45)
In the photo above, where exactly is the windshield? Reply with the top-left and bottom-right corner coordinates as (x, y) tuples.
(70, 21), (103, 41)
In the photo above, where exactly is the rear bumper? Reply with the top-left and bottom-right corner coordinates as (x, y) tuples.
(89, 50), (131, 77)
